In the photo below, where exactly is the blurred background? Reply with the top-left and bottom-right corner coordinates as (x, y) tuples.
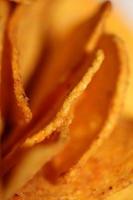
(99, 0), (133, 25)
(107, 0), (133, 25)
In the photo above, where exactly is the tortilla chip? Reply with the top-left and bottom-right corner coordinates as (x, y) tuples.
(24, 50), (104, 146)
(2, 50), (103, 173)
(42, 34), (128, 179)
(28, 1), (111, 114)
(1, 35), (32, 127)
(2, 50), (104, 199)
(49, 0), (106, 37)
(16, 117), (132, 200)
(1, 5), (32, 129)
(1, 6), (110, 155)
(1, 1), (132, 200)
(9, 0), (51, 85)
(3, 129), (68, 200)
(63, 117), (133, 200)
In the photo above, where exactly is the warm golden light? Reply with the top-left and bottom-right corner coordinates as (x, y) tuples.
(0, 0), (133, 200)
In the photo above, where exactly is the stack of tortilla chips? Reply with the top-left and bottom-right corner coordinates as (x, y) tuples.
(0, 0), (133, 199)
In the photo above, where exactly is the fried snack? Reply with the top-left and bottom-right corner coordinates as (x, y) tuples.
(2, 1), (110, 158)
(1, 38), (32, 127)
(3, 50), (104, 199)
(8, 0), (110, 113)
(1, 0), (132, 200)
(29, 1), (111, 114)
(44, 34), (128, 178)
(1, 9), (32, 129)
(8, 0), (52, 85)
(2, 50), (103, 172)
(3, 130), (69, 200)
(15, 117), (133, 200)
(8, 0), (95, 86)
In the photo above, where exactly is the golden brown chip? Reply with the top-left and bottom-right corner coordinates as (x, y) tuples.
(12, 32), (130, 197)
(2, 50), (104, 199)
(66, 117), (133, 200)
(9, 34), (129, 200)
(1, 1), (132, 200)
(9, 0), (52, 85)
(3, 129), (68, 200)
(16, 116), (132, 200)
(0, 4), (33, 130)
(24, 50), (104, 147)
(43, 34), (128, 179)
(1, 36), (32, 127)
(1, 8), (32, 129)
(28, 1), (111, 114)
(3, 1), (110, 158)
(2, 50), (103, 170)
(2, 48), (103, 158)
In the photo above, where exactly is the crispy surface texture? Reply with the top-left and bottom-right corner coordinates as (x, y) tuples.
(3, 50), (104, 200)
(8, 0), (51, 85)
(2, 0), (110, 160)
(1, 9), (32, 129)
(10, 117), (133, 200)
(44, 34), (128, 178)
(28, 1), (110, 114)
(1, 0), (133, 200)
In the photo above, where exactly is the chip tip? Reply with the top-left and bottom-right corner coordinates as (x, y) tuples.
(102, 1), (112, 11)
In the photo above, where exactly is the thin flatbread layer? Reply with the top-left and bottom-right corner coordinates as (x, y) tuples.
(3, 1), (110, 151)
(29, 1), (111, 114)
(43, 34), (128, 178)
(1, 37), (32, 127)
(8, 0), (52, 85)
(2, 50), (103, 174)
(1, 12), (32, 129)
(9, 34), (130, 200)
(3, 128), (69, 200)
(3, 0), (110, 148)
(13, 117), (132, 200)
(3, 50), (104, 199)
